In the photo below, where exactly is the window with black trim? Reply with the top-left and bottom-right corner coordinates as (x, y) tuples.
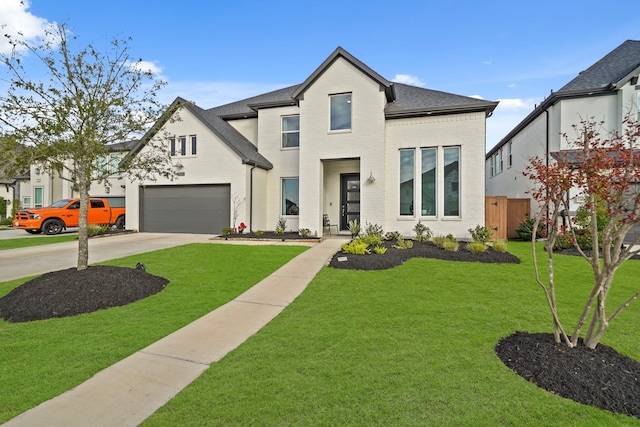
(282, 115), (300, 148)
(330, 93), (351, 131)
(282, 178), (299, 216)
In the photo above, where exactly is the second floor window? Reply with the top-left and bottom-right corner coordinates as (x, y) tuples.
(170, 135), (197, 156)
(330, 93), (351, 131)
(282, 115), (300, 148)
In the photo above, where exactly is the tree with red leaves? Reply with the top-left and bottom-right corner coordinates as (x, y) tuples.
(524, 115), (640, 349)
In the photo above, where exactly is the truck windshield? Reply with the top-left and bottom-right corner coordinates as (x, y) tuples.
(49, 199), (72, 208)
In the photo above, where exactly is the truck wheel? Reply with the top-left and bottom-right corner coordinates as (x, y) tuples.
(26, 229), (42, 234)
(42, 219), (63, 235)
(115, 215), (125, 230)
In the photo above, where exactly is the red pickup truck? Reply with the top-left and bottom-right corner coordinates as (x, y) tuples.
(13, 198), (126, 235)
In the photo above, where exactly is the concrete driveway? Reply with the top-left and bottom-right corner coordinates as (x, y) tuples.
(0, 232), (216, 282)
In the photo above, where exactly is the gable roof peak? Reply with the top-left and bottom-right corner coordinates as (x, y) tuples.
(292, 46), (395, 102)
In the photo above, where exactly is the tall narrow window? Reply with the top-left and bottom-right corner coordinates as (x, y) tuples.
(330, 93), (351, 131)
(23, 196), (31, 208)
(282, 115), (300, 148)
(282, 178), (299, 216)
(443, 147), (460, 217)
(34, 187), (43, 208)
(508, 141), (513, 168)
(170, 138), (176, 156)
(399, 149), (415, 216)
(190, 135), (197, 155)
(421, 148), (437, 216)
(179, 136), (187, 156)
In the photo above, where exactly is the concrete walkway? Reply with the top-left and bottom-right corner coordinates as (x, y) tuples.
(3, 236), (349, 427)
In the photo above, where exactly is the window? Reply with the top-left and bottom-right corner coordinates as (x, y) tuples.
(282, 178), (299, 216)
(34, 187), (43, 208)
(330, 93), (351, 131)
(170, 137), (176, 156)
(421, 148), (437, 216)
(190, 135), (197, 155)
(399, 149), (415, 215)
(282, 115), (300, 148)
(179, 136), (187, 156)
(23, 196), (31, 208)
(443, 147), (460, 217)
(492, 149), (503, 176)
(90, 199), (105, 208)
(508, 141), (513, 168)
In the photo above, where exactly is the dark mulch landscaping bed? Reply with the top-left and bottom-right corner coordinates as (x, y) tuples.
(328, 240), (520, 270)
(0, 265), (168, 322)
(219, 231), (320, 241)
(496, 331), (640, 419)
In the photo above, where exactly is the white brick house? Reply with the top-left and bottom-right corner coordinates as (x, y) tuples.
(486, 40), (640, 218)
(125, 47), (497, 237)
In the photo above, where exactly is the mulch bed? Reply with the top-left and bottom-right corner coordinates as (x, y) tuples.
(496, 331), (640, 419)
(0, 265), (168, 322)
(218, 231), (320, 241)
(328, 240), (520, 270)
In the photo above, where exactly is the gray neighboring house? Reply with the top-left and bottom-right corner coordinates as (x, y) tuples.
(485, 40), (640, 240)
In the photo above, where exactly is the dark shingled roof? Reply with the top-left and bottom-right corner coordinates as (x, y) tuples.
(487, 40), (640, 158)
(130, 47), (498, 169)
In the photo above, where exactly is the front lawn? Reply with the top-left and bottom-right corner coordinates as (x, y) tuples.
(142, 241), (640, 426)
(0, 234), (78, 250)
(0, 243), (307, 423)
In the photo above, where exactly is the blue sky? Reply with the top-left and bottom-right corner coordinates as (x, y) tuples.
(1, 0), (639, 151)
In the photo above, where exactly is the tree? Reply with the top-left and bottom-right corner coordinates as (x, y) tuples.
(0, 24), (176, 270)
(524, 116), (640, 349)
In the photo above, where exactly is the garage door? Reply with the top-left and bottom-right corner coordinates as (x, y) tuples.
(140, 184), (230, 234)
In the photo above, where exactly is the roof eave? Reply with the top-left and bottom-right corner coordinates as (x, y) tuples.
(386, 102), (498, 120)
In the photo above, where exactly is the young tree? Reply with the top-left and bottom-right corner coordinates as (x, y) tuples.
(0, 24), (176, 270)
(524, 116), (640, 349)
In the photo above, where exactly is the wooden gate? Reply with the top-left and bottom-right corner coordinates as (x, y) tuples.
(507, 198), (530, 239)
(485, 196), (507, 240)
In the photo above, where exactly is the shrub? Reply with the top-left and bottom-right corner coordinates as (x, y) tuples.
(373, 245), (387, 254)
(298, 228), (311, 238)
(87, 224), (107, 237)
(275, 218), (287, 234)
(433, 234), (456, 248)
(414, 221), (432, 243)
(553, 227), (574, 250)
(443, 239), (459, 251)
(222, 226), (234, 236)
(492, 240), (508, 253)
(348, 219), (361, 238)
(393, 236), (413, 249)
(515, 216), (546, 241)
(254, 230), (264, 236)
(341, 240), (370, 255)
(468, 225), (492, 244)
(467, 241), (488, 253)
(364, 222), (384, 238)
(0, 217), (13, 226)
(360, 234), (383, 247)
(384, 231), (401, 241)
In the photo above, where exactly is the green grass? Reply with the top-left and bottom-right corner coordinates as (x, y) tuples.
(142, 241), (640, 426)
(0, 234), (78, 250)
(0, 243), (307, 423)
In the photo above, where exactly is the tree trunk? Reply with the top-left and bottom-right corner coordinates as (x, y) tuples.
(77, 166), (90, 271)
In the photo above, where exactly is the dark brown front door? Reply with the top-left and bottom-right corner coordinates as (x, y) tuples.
(340, 173), (360, 230)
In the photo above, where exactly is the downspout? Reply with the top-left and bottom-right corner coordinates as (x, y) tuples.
(249, 162), (256, 233)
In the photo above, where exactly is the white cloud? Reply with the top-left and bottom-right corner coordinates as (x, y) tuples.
(391, 74), (425, 87)
(128, 60), (164, 76)
(495, 97), (536, 111)
(0, 0), (54, 54)
(483, 60), (492, 65)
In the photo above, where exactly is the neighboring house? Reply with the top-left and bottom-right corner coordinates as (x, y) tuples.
(0, 176), (15, 219)
(16, 142), (134, 210)
(486, 40), (640, 219)
(125, 47), (498, 237)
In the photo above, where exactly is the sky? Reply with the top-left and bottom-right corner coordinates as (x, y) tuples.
(1, 0), (639, 152)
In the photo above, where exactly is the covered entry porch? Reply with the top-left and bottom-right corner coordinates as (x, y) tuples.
(321, 158), (360, 234)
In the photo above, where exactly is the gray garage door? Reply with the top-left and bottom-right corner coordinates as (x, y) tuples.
(140, 184), (230, 234)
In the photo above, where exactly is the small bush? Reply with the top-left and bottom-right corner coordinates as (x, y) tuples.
(275, 218), (287, 234)
(443, 239), (459, 251)
(298, 228), (311, 238)
(515, 216), (546, 241)
(393, 236), (413, 249)
(222, 226), (234, 236)
(0, 217), (13, 226)
(87, 224), (104, 237)
(341, 240), (370, 255)
(360, 234), (383, 247)
(468, 225), (492, 244)
(553, 227), (574, 250)
(254, 230), (264, 236)
(384, 231), (401, 241)
(492, 240), (508, 253)
(348, 219), (361, 237)
(373, 245), (387, 254)
(414, 221), (432, 243)
(364, 222), (384, 238)
(467, 241), (488, 254)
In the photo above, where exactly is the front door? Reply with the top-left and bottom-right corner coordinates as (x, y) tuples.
(340, 173), (360, 230)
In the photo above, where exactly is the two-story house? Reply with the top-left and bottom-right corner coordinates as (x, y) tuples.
(486, 40), (640, 223)
(125, 47), (498, 237)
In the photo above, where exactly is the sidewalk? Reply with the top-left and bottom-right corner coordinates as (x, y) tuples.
(3, 236), (349, 427)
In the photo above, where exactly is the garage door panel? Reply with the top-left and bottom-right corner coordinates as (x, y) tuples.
(140, 184), (230, 234)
